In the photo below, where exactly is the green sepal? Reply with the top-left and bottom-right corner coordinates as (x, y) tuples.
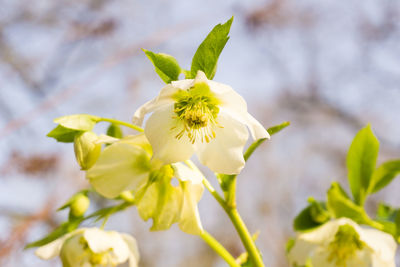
(346, 124), (379, 205)
(369, 160), (400, 194)
(106, 123), (123, 139)
(190, 17), (233, 79)
(143, 49), (181, 83)
(24, 219), (81, 249)
(47, 125), (82, 143)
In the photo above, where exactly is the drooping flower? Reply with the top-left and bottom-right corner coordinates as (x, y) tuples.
(35, 228), (139, 267)
(133, 70), (269, 174)
(287, 218), (396, 267)
(86, 134), (204, 235)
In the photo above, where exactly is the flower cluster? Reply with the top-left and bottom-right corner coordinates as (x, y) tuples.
(27, 18), (399, 267)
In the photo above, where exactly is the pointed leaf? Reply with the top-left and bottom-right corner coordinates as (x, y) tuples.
(25, 220), (80, 249)
(143, 49), (181, 83)
(347, 124), (379, 204)
(190, 17), (233, 79)
(47, 125), (82, 143)
(369, 160), (400, 193)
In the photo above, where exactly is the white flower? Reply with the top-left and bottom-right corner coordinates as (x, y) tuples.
(35, 228), (140, 267)
(133, 70), (269, 174)
(86, 134), (204, 235)
(287, 218), (397, 267)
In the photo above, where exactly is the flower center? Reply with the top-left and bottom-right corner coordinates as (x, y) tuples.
(79, 237), (119, 266)
(327, 224), (366, 266)
(172, 81), (220, 143)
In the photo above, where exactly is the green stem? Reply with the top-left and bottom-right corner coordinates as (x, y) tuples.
(99, 118), (144, 132)
(187, 160), (265, 267)
(200, 231), (240, 267)
(226, 207), (264, 267)
(224, 177), (265, 267)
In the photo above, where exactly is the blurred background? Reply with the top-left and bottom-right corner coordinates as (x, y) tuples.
(0, 0), (399, 266)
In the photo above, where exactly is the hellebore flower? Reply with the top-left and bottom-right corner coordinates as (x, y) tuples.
(86, 134), (204, 235)
(35, 228), (139, 267)
(133, 70), (269, 174)
(287, 218), (396, 267)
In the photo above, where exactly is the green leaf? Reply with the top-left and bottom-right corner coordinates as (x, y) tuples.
(326, 182), (367, 224)
(293, 206), (324, 231)
(54, 114), (100, 131)
(369, 160), (400, 194)
(25, 220), (81, 249)
(375, 203), (400, 237)
(106, 123), (123, 139)
(267, 121), (290, 136)
(47, 125), (82, 142)
(376, 203), (398, 221)
(190, 17), (233, 79)
(143, 49), (181, 83)
(87, 202), (132, 222)
(346, 124), (379, 204)
(243, 121), (290, 162)
(293, 198), (329, 231)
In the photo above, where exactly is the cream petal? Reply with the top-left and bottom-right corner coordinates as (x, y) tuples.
(196, 112), (248, 174)
(171, 78), (194, 90)
(287, 238), (317, 266)
(299, 218), (359, 244)
(121, 234), (140, 267)
(178, 181), (204, 235)
(144, 105), (195, 164)
(87, 142), (151, 198)
(359, 228), (397, 265)
(84, 228), (130, 263)
(132, 84), (178, 126)
(171, 162), (204, 184)
(94, 134), (120, 145)
(208, 81), (268, 140)
(34, 234), (71, 260)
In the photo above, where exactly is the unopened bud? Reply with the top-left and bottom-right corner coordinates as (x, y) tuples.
(70, 194), (90, 217)
(74, 131), (101, 170)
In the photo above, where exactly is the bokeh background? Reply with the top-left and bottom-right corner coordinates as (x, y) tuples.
(1, 0), (400, 266)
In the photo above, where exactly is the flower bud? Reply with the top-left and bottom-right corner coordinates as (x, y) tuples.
(74, 131), (101, 170)
(119, 190), (134, 203)
(69, 193), (90, 217)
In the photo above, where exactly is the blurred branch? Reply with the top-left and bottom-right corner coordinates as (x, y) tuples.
(0, 197), (56, 262)
(0, 19), (196, 139)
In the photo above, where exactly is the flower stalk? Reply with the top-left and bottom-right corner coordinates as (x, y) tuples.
(99, 117), (144, 132)
(200, 231), (240, 267)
